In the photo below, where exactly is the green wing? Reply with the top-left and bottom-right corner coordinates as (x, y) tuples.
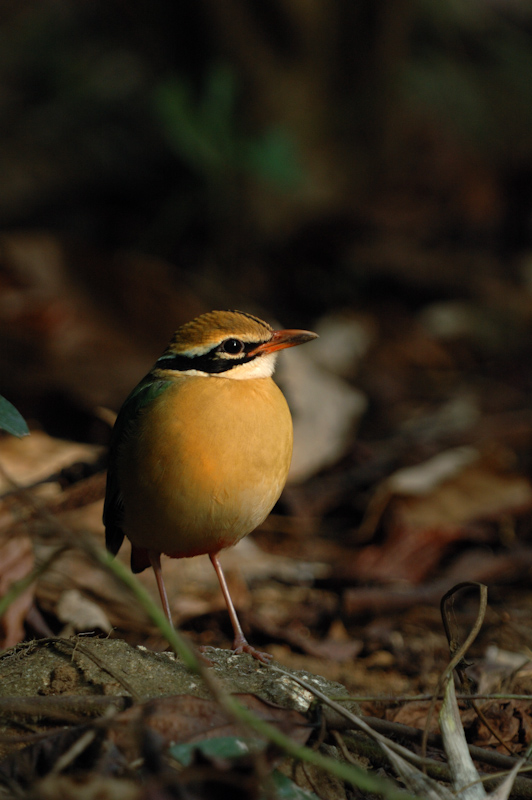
(103, 375), (172, 555)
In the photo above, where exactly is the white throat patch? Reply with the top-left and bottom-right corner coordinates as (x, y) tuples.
(221, 352), (278, 380)
(176, 352), (278, 380)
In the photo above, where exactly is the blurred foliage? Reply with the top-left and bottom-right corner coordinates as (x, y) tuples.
(404, 0), (532, 157)
(154, 65), (303, 189)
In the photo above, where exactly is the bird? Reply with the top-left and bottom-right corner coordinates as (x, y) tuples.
(103, 310), (318, 662)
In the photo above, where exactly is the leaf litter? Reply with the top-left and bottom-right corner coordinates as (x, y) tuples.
(3, 253), (532, 796)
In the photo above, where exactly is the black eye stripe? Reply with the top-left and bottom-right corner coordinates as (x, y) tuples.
(155, 352), (254, 373)
(154, 338), (266, 374)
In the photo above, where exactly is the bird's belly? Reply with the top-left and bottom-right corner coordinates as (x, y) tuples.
(119, 377), (293, 557)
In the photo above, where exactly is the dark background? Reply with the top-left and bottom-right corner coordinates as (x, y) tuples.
(2, 1), (532, 501)
(2, 1), (532, 324)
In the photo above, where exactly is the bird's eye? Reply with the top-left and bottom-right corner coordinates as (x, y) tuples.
(220, 338), (244, 355)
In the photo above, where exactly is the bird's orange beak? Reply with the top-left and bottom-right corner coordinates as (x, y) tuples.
(249, 328), (318, 356)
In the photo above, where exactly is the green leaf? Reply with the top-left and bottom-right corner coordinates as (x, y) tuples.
(170, 741), (320, 799)
(170, 735), (264, 767)
(0, 397), (29, 438)
(154, 74), (229, 176)
(153, 65), (305, 191)
(244, 127), (304, 190)
(200, 64), (237, 147)
(269, 770), (320, 800)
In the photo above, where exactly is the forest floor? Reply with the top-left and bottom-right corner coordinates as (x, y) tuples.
(2, 236), (532, 797)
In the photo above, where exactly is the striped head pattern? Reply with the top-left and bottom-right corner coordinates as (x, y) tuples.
(152, 310), (317, 380)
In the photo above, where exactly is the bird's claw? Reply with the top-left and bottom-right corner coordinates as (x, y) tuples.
(232, 640), (272, 664)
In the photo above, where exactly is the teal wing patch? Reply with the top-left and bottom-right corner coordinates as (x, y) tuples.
(103, 376), (172, 556)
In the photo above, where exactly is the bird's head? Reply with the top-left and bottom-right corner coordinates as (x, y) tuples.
(153, 310), (318, 380)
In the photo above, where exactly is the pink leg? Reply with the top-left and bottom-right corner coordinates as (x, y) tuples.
(148, 550), (173, 624)
(210, 552), (272, 663)
(149, 551), (213, 666)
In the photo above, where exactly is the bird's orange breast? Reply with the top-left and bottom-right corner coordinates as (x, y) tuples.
(118, 375), (293, 558)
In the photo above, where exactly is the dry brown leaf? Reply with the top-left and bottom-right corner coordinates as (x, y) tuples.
(388, 700), (441, 735)
(56, 589), (112, 635)
(280, 347), (367, 483)
(470, 701), (519, 750)
(249, 613), (362, 662)
(392, 463), (532, 529)
(0, 533), (34, 648)
(0, 430), (102, 493)
(110, 694), (311, 763)
(355, 521), (479, 584)
(343, 546), (532, 617)
(355, 459), (532, 583)
(513, 701), (532, 750)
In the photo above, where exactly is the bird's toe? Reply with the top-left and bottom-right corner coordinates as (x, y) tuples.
(233, 640), (272, 664)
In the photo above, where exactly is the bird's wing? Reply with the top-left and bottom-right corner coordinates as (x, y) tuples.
(103, 376), (172, 555)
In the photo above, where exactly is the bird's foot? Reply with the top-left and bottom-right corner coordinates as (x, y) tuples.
(232, 637), (272, 664)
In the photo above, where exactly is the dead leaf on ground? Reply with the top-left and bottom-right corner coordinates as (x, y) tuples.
(0, 430), (102, 494)
(353, 455), (532, 583)
(250, 613), (362, 662)
(467, 701), (520, 751)
(342, 546), (532, 618)
(110, 693), (311, 764)
(0, 532), (34, 648)
(475, 644), (531, 695)
(279, 339), (367, 483)
(387, 700), (442, 735)
(56, 589), (112, 635)
(0, 432), (104, 648)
